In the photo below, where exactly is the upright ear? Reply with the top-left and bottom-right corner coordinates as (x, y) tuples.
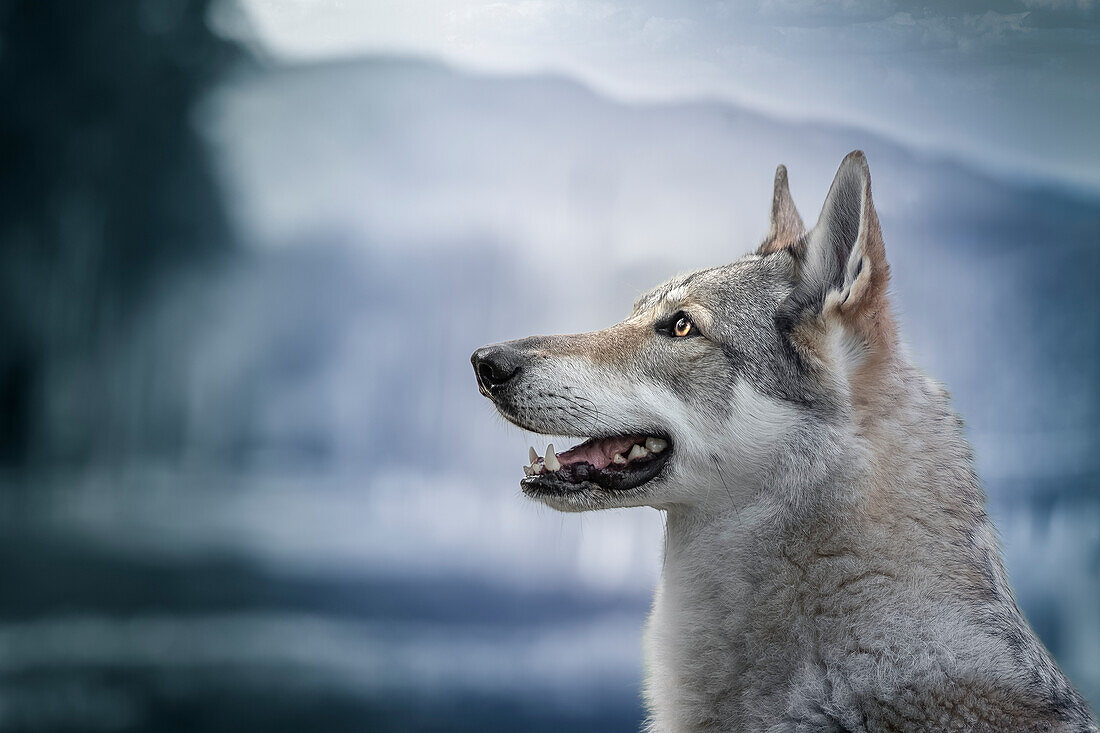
(757, 164), (805, 255)
(779, 151), (895, 351)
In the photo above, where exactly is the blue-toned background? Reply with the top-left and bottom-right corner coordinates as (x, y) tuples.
(0, 1), (1097, 730)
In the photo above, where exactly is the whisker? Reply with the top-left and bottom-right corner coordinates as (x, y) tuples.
(710, 454), (744, 529)
(569, 394), (604, 435)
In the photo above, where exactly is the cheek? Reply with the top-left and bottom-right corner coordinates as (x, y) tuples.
(649, 344), (730, 400)
(722, 381), (802, 458)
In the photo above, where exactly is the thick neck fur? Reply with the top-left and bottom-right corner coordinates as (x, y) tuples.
(644, 348), (1093, 732)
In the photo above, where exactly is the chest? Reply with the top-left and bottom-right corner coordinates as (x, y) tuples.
(642, 558), (800, 730)
(641, 531), (850, 731)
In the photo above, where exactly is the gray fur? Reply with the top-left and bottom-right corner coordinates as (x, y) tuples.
(473, 152), (1097, 731)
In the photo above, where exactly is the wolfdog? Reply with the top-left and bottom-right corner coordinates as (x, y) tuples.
(472, 152), (1097, 732)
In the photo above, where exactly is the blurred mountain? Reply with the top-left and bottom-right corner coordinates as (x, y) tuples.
(8, 47), (1094, 497)
(196, 55), (1100, 490)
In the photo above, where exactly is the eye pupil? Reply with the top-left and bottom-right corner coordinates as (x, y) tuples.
(674, 316), (692, 337)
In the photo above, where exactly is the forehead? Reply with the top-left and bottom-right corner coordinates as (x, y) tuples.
(630, 254), (776, 316)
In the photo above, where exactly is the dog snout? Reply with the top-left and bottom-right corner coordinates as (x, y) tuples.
(471, 343), (524, 396)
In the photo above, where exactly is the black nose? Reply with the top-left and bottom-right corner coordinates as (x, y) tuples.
(471, 344), (523, 395)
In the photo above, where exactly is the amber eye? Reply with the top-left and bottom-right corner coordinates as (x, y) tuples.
(673, 315), (693, 337)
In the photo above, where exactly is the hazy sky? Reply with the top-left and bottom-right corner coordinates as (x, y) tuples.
(237, 0), (1100, 191)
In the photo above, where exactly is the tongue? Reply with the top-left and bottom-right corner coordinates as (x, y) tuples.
(557, 435), (643, 470)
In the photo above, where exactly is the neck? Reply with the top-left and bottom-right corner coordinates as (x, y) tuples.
(661, 354), (1008, 616)
(645, 360), (1018, 729)
(668, 352), (1007, 598)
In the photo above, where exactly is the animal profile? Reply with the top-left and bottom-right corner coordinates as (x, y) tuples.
(472, 152), (1097, 732)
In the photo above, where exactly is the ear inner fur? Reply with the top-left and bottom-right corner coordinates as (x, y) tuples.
(823, 153), (894, 353)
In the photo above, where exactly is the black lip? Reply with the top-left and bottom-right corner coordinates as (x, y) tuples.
(520, 442), (672, 496)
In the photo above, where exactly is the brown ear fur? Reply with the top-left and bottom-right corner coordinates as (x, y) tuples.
(757, 165), (805, 255)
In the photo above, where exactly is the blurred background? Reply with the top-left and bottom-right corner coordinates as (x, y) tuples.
(0, 0), (1097, 730)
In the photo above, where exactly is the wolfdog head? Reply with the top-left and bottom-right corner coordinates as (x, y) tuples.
(473, 151), (895, 512)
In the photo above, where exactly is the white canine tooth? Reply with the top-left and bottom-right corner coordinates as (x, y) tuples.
(611, 453), (627, 465)
(627, 444), (649, 462)
(544, 444), (561, 472)
(529, 447), (539, 464)
(645, 437), (668, 453)
(523, 465), (534, 476)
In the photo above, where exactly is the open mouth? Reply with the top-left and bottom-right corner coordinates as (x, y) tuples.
(520, 434), (672, 494)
